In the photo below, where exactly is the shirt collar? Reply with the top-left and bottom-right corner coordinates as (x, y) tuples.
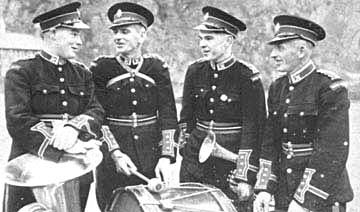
(38, 50), (67, 65)
(118, 55), (142, 67)
(288, 60), (316, 84)
(210, 55), (236, 71)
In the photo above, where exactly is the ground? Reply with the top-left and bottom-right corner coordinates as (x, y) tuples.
(0, 95), (359, 211)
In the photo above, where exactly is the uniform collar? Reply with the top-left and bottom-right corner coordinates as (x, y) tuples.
(118, 55), (142, 67)
(39, 50), (67, 65)
(210, 55), (236, 71)
(288, 60), (316, 84)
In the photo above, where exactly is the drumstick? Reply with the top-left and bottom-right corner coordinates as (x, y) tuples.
(130, 169), (164, 192)
(130, 169), (150, 182)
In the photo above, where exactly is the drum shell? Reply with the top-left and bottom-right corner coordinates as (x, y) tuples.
(106, 183), (237, 212)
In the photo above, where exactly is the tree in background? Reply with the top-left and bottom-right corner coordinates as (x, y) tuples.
(2, 0), (360, 97)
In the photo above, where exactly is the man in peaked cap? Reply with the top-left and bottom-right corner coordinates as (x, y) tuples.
(90, 2), (178, 211)
(3, 2), (104, 212)
(253, 15), (353, 212)
(179, 6), (266, 212)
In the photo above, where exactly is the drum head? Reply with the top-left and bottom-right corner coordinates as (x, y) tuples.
(4, 149), (103, 187)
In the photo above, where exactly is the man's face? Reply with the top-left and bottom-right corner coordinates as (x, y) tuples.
(112, 24), (145, 56)
(269, 40), (302, 73)
(198, 31), (230, 61)
(52, 28), (83, 59)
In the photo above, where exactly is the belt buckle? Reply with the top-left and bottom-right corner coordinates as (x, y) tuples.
(62, 113), (70, 121)
(132, 113), (138, 128)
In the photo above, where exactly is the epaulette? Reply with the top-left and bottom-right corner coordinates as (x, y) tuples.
(90, 55), (113, 68)
(9, 56), (36, 70)
(70, 59), (89, 70)
(316, 69), (341, 80)
(9, 64), (22, 70)
(143, 53), (164, 61)
(143, 53), (168, 68)
(188, 57), (207, 66)
(238, 59), (260, 82)
(317, 69), (346, 90)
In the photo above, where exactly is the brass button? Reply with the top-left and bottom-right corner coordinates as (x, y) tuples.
(62, 101), (68, 106)
(59, 78), (65, 82)
(42, 89), (47, 94)
(131, 88), (136, 93)
(60, 89), (65, 94)
(132, 100), (138, 105)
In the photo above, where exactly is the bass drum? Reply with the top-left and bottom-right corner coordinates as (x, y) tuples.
(106, 182), (237, 212)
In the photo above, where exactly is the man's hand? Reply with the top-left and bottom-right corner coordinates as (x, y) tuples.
(52, 126), (79, 150)
(288, 200), (309, 212)
(111, 150), (137, 176)
(65, 139), (101, 154)
(229, 181), (253, 201)
(253, 191), (272, 212)
(155, 157), (171, 185)
(228, 170), (253, 201)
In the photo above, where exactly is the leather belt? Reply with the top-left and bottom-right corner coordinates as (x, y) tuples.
(282, 142), (314, 157)
(36, 113), (75, 121)
(107, 113), (157, 127)
(196, 120), (242, 134)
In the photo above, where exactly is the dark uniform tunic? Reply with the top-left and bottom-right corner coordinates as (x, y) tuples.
(3, 51), (104, 212)
(90, 54), (178, 211)
(254, 61), (353, 211)
(179, 56), (266, 211)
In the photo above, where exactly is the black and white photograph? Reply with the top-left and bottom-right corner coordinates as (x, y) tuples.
(0, 0), (359, 212)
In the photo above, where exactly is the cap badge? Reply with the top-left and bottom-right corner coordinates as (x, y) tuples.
(220, 94), (228, 102)
(204, 12), (209, 21)
(115, 9), (123, 19)
(274, 22), (281, 34)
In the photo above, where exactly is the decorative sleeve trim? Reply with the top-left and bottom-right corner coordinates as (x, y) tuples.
(294, 168), (329, 203)
(234, 149), (253, 181)
(30, 122), (53, 159)
(161, 129), (176, 157)
(100, 125), (119, 152)
(254, 159), (278, 190)
(66, 114), (96, 138)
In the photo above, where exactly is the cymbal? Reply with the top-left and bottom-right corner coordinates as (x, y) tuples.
(4, 149), (103, 187)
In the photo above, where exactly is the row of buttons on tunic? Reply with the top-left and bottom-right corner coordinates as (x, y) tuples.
(41, 66), (86, 107)
(130, 76), (139, 139)
(58, 66), (68, 107)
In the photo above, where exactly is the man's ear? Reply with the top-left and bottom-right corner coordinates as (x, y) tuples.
(298, 44), (307, 59)
(47, 28), (57, 41)
(223, 35), (234, 49)
(139, 27), (147, 43)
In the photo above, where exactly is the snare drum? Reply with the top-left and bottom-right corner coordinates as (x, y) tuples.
(106, 182), (237, 212)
